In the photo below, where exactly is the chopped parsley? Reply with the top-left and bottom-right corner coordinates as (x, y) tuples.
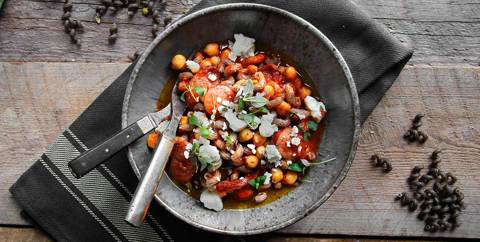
(288, 162), (306, 173)
(188, 115), (202, 127)
(307, 121), (319, 131)
(199, 127), (211, 139)
(194, 86), (206, 96)
(248, 175), (267, 190)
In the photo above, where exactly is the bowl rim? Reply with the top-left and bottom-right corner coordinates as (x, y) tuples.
(122, 2), (361, 235)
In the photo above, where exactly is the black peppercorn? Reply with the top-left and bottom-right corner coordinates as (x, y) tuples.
(413, 113), (424, 124)
(431, 149), (442, 160)
(408, 200), (418, 212)
(445, 172), (457, 185)
(425, 214), (439, 224)
(424, 189), (436, 199)
(420, 201), (431, 210)
(382, 161), (393, 173)
(412, 181), (425, 190)
(395, 192), (406, 201)
(418, 131), (428, 143)
(407, 173), (421, 183)
(108, 34), (118, 44)
(417, 211), (427, 220)
(413, 191), (425, 201)
(62, 11), (71, 20)
(63, 3), (73, 13)
(400, 195), (411, 206)
(412, 165), (423, 174)
(110, 23), (118, 35)
(419, 174), (433, 183)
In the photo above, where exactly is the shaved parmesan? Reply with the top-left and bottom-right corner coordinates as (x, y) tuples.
(259, 113), (278, 137)
(186, 60), (200, 73)
(229, 33), (255, 61)
(200, 190), (223, 212)
(304, 96), (326, 122)
(224, 109), (247, 132)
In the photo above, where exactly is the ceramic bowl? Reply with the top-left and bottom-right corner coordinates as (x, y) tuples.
(122, 3), (360, 235)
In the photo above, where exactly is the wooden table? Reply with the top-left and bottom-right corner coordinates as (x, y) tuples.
(0, 0), (479, 241)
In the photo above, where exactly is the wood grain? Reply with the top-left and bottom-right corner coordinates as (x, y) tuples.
(282, 65), (480, 238)
(0, 0), (479, 64)
(0, 227), (440, 242)
(0, 227), (51, 242)
(0, 62), (478, 238)
(0, 62), (129, 225)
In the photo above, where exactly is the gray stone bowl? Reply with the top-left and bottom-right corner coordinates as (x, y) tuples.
(122, 3), (360, 235)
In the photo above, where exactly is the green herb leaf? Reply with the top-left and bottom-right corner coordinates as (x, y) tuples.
(307, 121), (319, 131)
(258, 106), (269, 114)
(238, 113), (261, 129)
(180, 92), (186, 102)
(222, 134), (234, 146)
(188, 115), (202, 127)
(199, 127), (211, 139)
(197, 157), (208, 172)
(243, 96), (268, 108)
(194, 86), (205, 96)
(242, 80), (254, 97)
(192, 142), (200, 155)
(238, 98), (245, 111)
(303, 131), (311, 141)
(248, 175), (267, 190)
(288, 163), (305, 173)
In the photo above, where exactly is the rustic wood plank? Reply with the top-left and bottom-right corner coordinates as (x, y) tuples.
(0, 227), (51, 242)
(0, 62), (478, 238)
(0, 0), (479, 64)
(0, 62), (129, 225)
(1, 226), (439, 242)
(282, 65), (480, 238)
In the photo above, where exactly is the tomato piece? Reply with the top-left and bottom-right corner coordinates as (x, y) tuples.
(215, 179), (248, 193)
(241, 54), (266, 67)
(169, 158), (196, 184)
(203, 85), (234, 114)
(171, 137), (189, 162)
(233, 186), (254, 201)
(178, 80), (188, 92)
(274, 127), (296, 160)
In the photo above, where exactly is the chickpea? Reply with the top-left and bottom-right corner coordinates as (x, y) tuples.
(252, 133), (266, 146)
(180, 116), (188, 125)
(239, 129), (254, 142)
(146, 132), (159, 149)
(282, 171), (298, 185)
(194, 132), (201, 140)
(263, 85), (275, 99)
(220, 49), (231, 59)
(200, 59), (212, 69)
(284, 66), (298, 81)
(276, 101), (292, 117)
(298, 86), (312, 100)
(271, 168), (284, 183)
(171, 54), (186, 70)
(256, 145), (265, 160)
(278, 66), (286, 74)
(244, 155), (259, 169)
(204, 43), (220, 57)
(247, 65), (258, 74)
(210, 56), (221, 66)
